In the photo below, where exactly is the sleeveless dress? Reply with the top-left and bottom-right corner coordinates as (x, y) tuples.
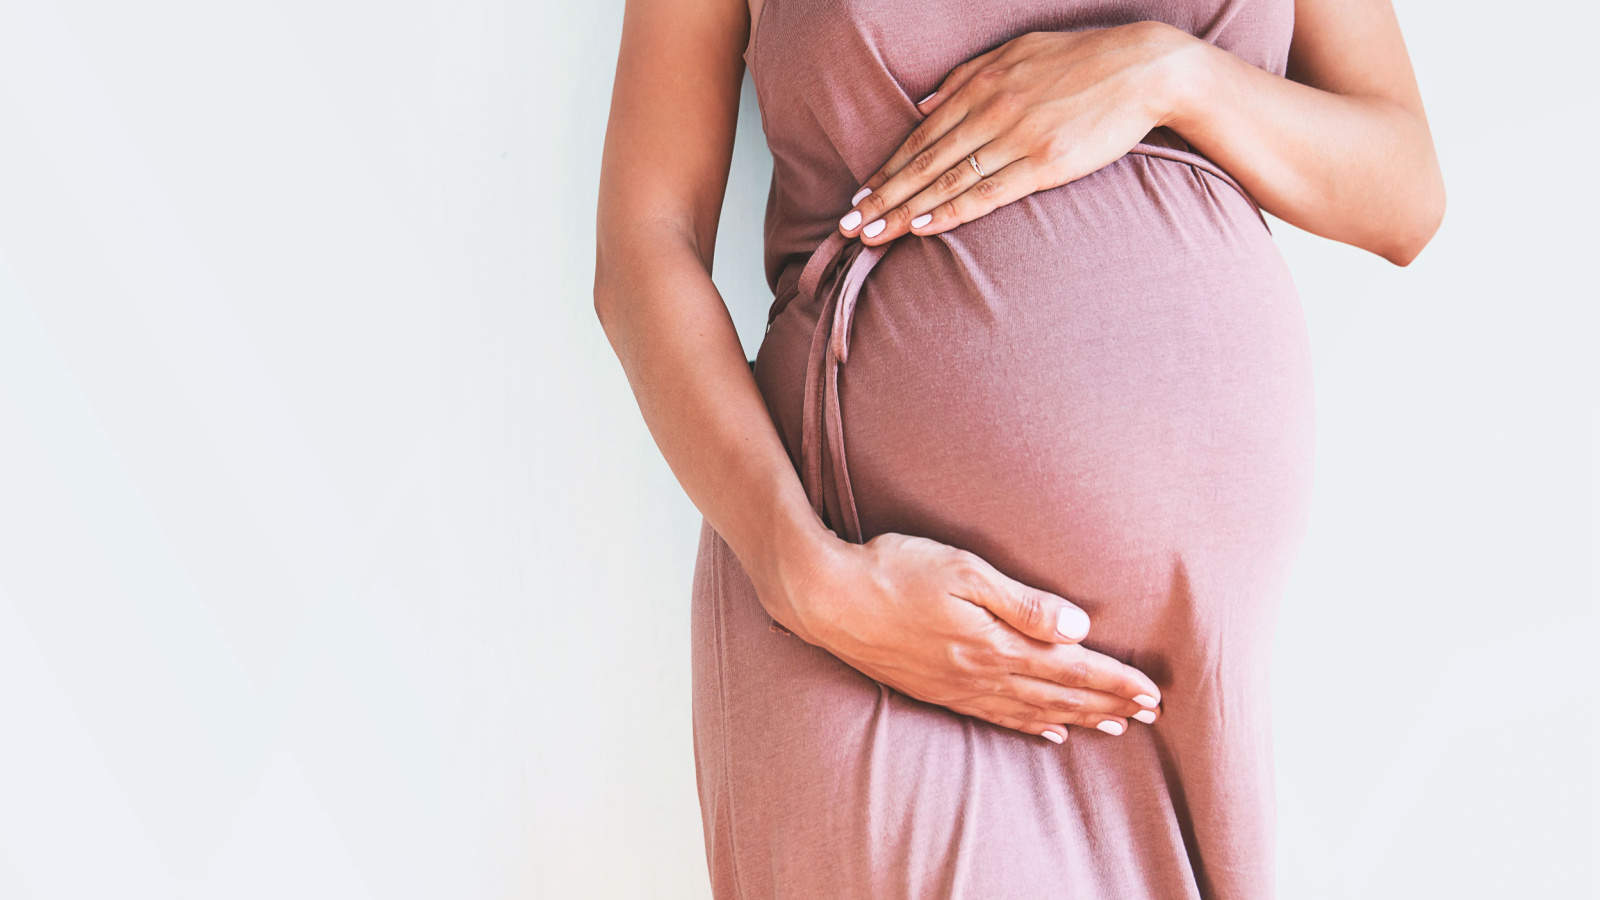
(690, 0), (1315, 896)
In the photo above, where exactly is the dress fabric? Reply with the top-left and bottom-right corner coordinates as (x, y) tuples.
(690, 1), (1315, 897)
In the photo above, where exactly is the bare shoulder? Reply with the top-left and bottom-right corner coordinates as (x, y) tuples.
(598, 0), (754, 252)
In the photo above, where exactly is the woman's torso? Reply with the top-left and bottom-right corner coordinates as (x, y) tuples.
(745, 0), (1314, 602)
(722, 3), (1318, 896)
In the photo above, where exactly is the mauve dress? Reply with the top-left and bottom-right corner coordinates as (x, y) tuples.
(689, 0), (1315, 896)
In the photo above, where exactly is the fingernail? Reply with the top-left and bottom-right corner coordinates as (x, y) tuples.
(1132, 693), (1159, 709)
(1040, 729), (1065, 744)
(851, 187), (872, 205)
(862, 219), (886, 238)
(1055, 606), (1089, 640)
(910, 213), (933, 229)
(917, 90), (937, 105)
(840, 210), (862, 231)
(1133, 709), (1157, 725)
(1095, 720), (1126, 736)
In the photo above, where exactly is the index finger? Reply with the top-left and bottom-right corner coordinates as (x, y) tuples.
(837, 49), (1006, 233)
(946, 550), (1091, 644)
(1010, 641), (1163, 710)
(838, 102), (970, 237)
(910, 48), (997, 116)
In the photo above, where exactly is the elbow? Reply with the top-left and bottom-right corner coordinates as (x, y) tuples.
(1381, 170), (1447, 267)
(593, 268), (627, 348)
(592, 272), (611, 328)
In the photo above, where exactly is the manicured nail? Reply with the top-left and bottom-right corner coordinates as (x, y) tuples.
(1055, 606), (1089, 641)
(1040, 729), (1064, 744)
(910, 213), (932, 229)
(1095, 720), (1126, 736)
(851, 187), (872, 205)
(862, 219), (886, 238)
(917, 91), (937, 105)
(1132, 694), (1159, 709)
(840, 210), (862, 231)
(1133, 710), (1157, 725)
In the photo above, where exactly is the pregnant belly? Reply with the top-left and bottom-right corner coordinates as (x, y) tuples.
(753, 147), (1316, 653)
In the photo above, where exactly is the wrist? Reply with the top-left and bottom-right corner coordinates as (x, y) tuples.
(1140, 21), (1217, 133)
(742, 505), (850, 644)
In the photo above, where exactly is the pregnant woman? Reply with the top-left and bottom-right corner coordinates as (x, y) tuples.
(595, 0), (1442, 895)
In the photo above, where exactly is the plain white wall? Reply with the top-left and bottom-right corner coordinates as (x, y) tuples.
(0, 1), (1592, 897)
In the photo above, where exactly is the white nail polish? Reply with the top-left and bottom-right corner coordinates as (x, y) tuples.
(839, 210), (862, 231)
(917, 90), (937, 105)
(851, 187), (872, 205)
(1133, 710), (1157, 725)
(1055, 606), (1089, 641)
(1095, 720), (1126, 736)
(862, 219), (886, 238)
(1132, 694), (1159, 708)
(1040, 729), (1065, 744)
(910, 213), (932, 229)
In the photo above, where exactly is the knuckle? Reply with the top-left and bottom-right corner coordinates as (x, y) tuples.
(948, 642), (1003, 678)
(966, 674), (1003, 699)
(1043, 132), (1074, 164)
(934, 199), (962, 220)
(1011, 591), (1043, 630)
(935, 165), (967, 194)
(946, 551), (987, 587)
(883, 204), (912, 227)
(859, 190), (890, 217)
(988, 88), (1021, 116)
(947, 562), (981, 590)
(1021, 113), (1058, 150)
(972, 65), (1005, 86)
(901, 126), (930, 157)
(991, 635), (1027, 666)
(943, 640), (973, 673)
(906, 149), (939, 177)
(967, 643), (1001, 672)
(973, 176), (1004, 198)
(1047, 148), (1081, 182)
(1059, 658), (1090, 686)
(953, 676), (989, 701)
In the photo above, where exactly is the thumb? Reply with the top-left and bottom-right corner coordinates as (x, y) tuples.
(912, 48), (999, 115)
(960, 557), (1090, 644)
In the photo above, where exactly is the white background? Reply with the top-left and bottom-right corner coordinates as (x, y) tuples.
(0, 1), (1593, 897)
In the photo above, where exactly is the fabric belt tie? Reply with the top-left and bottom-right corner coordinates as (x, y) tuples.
(791, 230), (886, 545)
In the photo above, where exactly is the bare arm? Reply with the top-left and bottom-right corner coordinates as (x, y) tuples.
(593, 0), (830, 634)
(1161, 0), (1446, 264)
(836, 0), (1444, 266)
(595, 0), (1166, 741)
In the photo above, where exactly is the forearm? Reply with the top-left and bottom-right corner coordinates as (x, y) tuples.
(593, 230), (839, 636)
(1152, 24), (1445, 265)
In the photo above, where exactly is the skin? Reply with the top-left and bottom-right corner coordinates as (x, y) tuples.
(840, 11), (1445, 264)
(594, 0), (1441, 741)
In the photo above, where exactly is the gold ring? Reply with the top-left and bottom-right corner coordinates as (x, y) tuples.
(967, 153), (985, 178)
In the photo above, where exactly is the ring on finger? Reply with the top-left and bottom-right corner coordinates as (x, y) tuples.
(967, 152), (985, 178)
